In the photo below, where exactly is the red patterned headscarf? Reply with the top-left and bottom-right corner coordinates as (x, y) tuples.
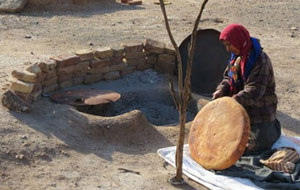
(219, 24), (252, 78)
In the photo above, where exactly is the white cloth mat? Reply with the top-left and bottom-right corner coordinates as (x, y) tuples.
(157, 135), (300, 190)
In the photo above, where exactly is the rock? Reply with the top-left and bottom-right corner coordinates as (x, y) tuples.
(57, 55), (80, 68)
(72, 0), (87, 5)
(74, 61), (89, 73)
(128, 0), (142, 5)
(15, 154), (24, 160)
(21, 135), (27, 139)
(95, 47), (113, 59)
(110, 63), (127, 72)
(12, 70), (37, 83)
(38, 59), (57, 73)
(103, 71), (120, 80)
(75, 49), (95, 61)
(89, 58), (111, 68)
(11, 79), (34, 93)
(84, 74), (102, 84)
(122, 42), (144, 53)
(158, 53), (176, 63)
(111, 45), (125, 57)
(42, 84), (58, 94)
(125, 51), (145, 59)
(0, 0), (27, 13)
(26, 64), (42, 75)
(154, 61), (175, 74)
(144, 39), (166, 54)
(145, 55), (158, 65)
(120, 66), (135, 76)
(59, 80), (73, 89)
(291, 26), (298, 31)
(1, 90), (29, 112)
(73, 77), (84, 85)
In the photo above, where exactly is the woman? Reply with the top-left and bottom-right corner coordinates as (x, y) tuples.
(213, 24), (281, 152)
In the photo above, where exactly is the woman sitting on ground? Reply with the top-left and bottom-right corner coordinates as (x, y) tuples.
(212, 24), (281, 152)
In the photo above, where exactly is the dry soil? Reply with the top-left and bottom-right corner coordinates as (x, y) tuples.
(0, 0), (300, 190)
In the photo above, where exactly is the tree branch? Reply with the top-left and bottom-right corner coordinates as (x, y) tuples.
(159, 0), (209, 182)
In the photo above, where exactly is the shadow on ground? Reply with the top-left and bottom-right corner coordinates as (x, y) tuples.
(277, 111), (300, 135)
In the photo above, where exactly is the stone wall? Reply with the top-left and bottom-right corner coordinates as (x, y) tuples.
(6, 39), (176, 105)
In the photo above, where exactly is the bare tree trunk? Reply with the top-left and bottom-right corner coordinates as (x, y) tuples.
(159, 0), (209, 182)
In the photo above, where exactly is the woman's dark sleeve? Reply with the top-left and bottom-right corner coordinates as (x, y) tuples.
(215, 64), (230, 96)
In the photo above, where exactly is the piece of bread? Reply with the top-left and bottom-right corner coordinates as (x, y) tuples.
(188, 97), (250, 170)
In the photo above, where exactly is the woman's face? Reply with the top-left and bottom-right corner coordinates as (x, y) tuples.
(222, 40), (240, 55)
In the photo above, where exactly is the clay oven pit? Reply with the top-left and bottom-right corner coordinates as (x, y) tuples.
(2, 38), (200, 126)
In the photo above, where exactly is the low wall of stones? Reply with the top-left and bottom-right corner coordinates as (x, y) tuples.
(6, 39), (176, 105)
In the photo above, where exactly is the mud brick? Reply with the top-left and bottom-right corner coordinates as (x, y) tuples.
(128, 0), (142, 5)
(158, 53), (176, 63)
(74, 61), (89, 72)
(125, 51), (145, 59)
(57, 65), (75, 74)
(125, 57), (146, 66)
(136, 63), (153, 71)
(73, 71), (87, 78)
(22, 89), (42, 102)
(45, 70), (57, 80)
(44, 77), (58, 87)
(55, 55), (80, 68)
(144, 39), (166, 54)
(103, 71), (120, 80)
(43, 84), (58, 94)
(87, 66), (111, 74)
(33, 89), (42, 101)
(154, 62), (175, 74)
(89, 58), (111, 68)
(15, 91), (33, 103)
(72, 0), (88, 5)
(73, 77), (84, 85)
(59, 80), (73, 89)
(111, 45), (125, 57)
(84, 74), (102, 84)
(95, 47), (113, 59)
(120, 66), (135, 76)
(12, 70), (37, 83)
(26, 64), (42, 75)
(38, 59), (56, 73)
(165, 47), (176, 56)
(110, 63), (127, 72)
(146, 55), (158, 65)
(35, 72), (47, 84)
(111, 56), (124, 64)
(122, 42), (144, 53)
(11, 79), (35, 94)
(33, 82), (43, 93)
(58, 73), (72, 82)
(75, 49), (95, 61)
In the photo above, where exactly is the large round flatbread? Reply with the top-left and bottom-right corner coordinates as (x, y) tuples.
(188, 97), (250, 170)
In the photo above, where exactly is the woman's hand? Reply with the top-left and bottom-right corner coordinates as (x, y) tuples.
(212, 89), (223, 100)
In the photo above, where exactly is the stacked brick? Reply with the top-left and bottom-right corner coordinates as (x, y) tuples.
(5, 39), (176, 107)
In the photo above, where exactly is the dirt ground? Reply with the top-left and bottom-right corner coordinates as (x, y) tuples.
(0, 0), (300, 189)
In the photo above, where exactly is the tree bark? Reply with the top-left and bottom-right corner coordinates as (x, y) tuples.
(159, 0), (209, 182)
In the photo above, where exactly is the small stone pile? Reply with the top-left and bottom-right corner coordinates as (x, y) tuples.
(2, 39), (176, 111)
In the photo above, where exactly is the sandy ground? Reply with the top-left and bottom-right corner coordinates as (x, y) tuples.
(0, 0), (300, 189)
